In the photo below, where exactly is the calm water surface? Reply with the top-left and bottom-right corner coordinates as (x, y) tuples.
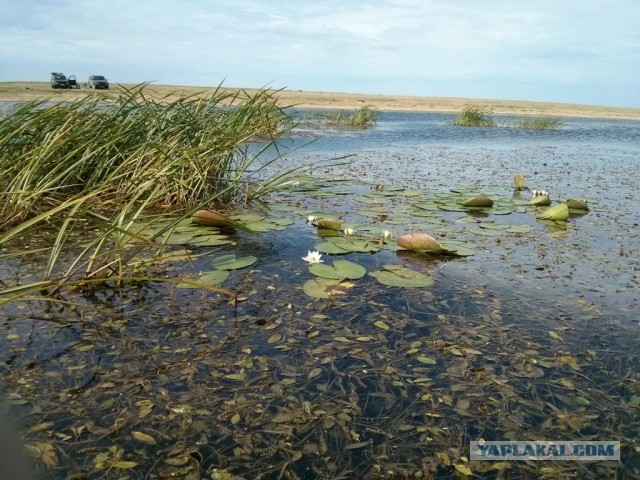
(2, 110), (639, 479)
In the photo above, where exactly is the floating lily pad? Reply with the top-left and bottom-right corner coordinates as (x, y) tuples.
(303, 278), (354, 299)
(438, 241), (476, 256)
(309, 260), (366, 280)
(538, 203), (569, 221)
(327, 237), (381, 253)
(317, 218), (342, 231)
(178, 270), (229, 288)
(189, 235), (234, 246)
(369, 265), (434, 288)
(210, 253), (257, 270)
(314, 242), (351, 254)
(161, 233), (197, 245)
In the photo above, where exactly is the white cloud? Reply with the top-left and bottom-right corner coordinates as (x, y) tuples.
(0, 0), (638, 106)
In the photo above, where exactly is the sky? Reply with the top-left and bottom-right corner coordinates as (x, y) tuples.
(1, 0), (639, 108)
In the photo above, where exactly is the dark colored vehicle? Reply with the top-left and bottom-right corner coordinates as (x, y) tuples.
(67, 75), (79, 89)
(87, 75), (109, 90)
(51, 72), (69, 89)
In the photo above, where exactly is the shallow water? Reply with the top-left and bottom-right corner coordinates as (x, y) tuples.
(1, 111), (640, 479)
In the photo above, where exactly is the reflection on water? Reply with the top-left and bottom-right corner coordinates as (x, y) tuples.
(1, 111), (640, 479)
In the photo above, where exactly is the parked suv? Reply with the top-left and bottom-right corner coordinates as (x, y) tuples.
(51, 72), (69, 89)
(87, 75), (109, 90)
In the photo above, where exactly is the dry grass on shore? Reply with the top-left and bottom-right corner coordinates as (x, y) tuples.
(1, 81), (639, 120)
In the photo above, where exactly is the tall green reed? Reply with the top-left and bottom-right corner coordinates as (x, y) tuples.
(0, 84), (295, 296)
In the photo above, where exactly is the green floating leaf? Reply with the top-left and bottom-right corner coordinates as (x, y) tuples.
(369, 265), (434, 288)
(538, 203), (569, 221)
(303, 278), (353, 299)
(314, 241), (351, 255)
(210, 253), (257, 270)
(177, 270), (230, 288)
(162, 233), (197, 245)
(244, 220), (285, 232)
(309, 260), (366, 280)
(317, 218), (342, 231)
(327, 237), (380, 253)
(189, 235), (234, 246)
(197, 270), (231, 285)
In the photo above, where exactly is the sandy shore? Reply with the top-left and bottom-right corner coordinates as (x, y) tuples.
(1, 81), (639, 120)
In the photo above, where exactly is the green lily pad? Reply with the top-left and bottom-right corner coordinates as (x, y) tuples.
(369, 265), (434, 288)
(327, 237), (381, 253)
(303, 278), (353, 299)
(309, 260), (366, 280)
(538, 203), (569, 221)
(230, 213), (264, 223)
(210, 253), (257, 270)
(189, 235), (234, 246)
(314, 242), (351, 254)
(162, 233), (201, 245)
(244, 221), (286, 232)
(438, 241), (476, 257)
(178, 270), (230, 288)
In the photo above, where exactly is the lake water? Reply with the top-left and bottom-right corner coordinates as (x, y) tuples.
(1, 110), (639, 479)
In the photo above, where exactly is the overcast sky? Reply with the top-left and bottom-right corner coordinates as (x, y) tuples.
(1, 0), (639, 107)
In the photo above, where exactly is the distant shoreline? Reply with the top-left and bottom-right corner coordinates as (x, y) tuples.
(1, 81), (639, 120)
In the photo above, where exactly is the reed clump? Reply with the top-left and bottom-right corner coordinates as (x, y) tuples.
(449, 105), (562, 130)
(0, 84), (292, 230)
(448, 106), (497, 127)
(327, 105), (377, 127)
(0, 84), (299, 290)
(511, 116), (562, 130)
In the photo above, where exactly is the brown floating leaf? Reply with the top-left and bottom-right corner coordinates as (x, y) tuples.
(396, 231), (441, 252)
(462, 195), (494, 207)
(192, 209), (233, 227)
(566, 198), (589, 210)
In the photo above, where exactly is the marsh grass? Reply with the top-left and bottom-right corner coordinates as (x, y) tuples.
(448, 105), (497, 127)
(0, 84), (297, 293)
(450, 105), (561, 130)
(327, 105), (377, 127)
(511, 116), (562, 130)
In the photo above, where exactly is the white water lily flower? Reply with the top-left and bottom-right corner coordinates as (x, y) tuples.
(306, 215), (318, 223)
(383, 230), (392, 239)
(302, 251), (323, 264)
(343, 227), (356, 236)
(532, 189), (549, 197)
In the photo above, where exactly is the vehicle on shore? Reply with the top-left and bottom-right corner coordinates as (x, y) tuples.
(50, 72), (70, 89)
(87, 75), (109, 89)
